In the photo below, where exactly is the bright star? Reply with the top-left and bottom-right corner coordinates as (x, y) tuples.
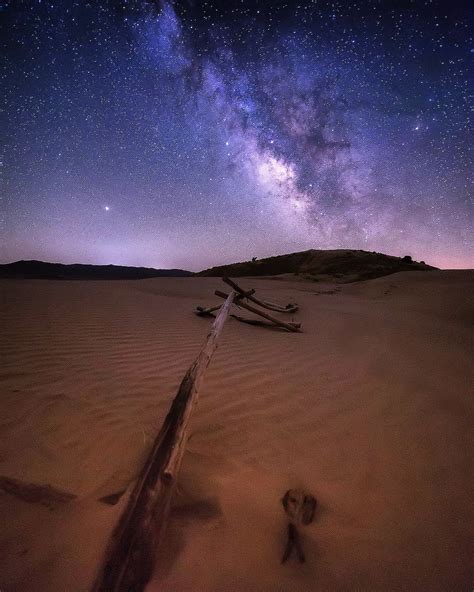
(104, 206), (110, 211)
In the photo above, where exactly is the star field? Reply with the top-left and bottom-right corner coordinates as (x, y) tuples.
(1, 0), (472, 270)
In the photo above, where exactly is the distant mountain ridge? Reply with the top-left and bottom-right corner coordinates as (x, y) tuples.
(0, 260), (192, 280)
(197, 249), (437, 282)
(1, 250), (437, 282)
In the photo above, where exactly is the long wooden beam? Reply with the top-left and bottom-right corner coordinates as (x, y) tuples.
(222, 277), (298, 313)
(215, 290), (301, 332)
(92, 290), (237, 592)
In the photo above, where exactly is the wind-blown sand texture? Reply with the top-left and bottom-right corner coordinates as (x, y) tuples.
(0, 271), (472, 591)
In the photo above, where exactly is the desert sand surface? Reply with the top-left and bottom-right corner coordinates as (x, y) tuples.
(0, 270), (472, 591)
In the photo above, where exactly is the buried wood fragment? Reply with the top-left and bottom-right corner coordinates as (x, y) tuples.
(98, 490), (127, 506)
(281, 523), (305, 563)
(0, 476), (130, 508)
(195, 303), (222, 316)
(282, 488), (317, 525)
(281, 489), (317, 564)
(0, 475), (76, 509)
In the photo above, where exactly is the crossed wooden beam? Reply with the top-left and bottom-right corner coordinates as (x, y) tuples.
(196, 277), (301, 333)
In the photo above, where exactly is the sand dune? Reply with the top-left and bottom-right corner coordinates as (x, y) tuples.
(197, 248), (436, 282)
(0, 271), (472, 591)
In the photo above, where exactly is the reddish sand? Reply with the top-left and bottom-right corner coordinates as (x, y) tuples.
(0, 271), (472, 591)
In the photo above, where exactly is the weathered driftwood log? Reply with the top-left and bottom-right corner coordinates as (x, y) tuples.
(215, 290), (301, 332)
(92, 291), (237, 592)
(222, 277), (298, 313)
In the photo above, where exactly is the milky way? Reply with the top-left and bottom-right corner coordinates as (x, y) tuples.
(2, 1), (472, 270)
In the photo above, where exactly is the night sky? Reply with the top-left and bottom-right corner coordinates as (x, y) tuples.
(2, 0), (472, 271)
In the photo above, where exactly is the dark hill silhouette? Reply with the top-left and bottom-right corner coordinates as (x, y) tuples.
(1, 250), (437, 282)
(197, 249), (437, 282)
(0, 260), (192, 280)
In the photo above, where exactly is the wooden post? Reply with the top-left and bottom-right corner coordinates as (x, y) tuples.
(92, 291), (237, 592)
(222, 277), (298, 313)
(215, 290), (301, 332)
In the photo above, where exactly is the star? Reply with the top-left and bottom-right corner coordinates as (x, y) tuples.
(1, 0), (471, 270)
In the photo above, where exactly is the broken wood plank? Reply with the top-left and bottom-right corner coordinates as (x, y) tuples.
(222, 277), (298, 313)
(92, 290), (237, 592)
(215, 290), (301, 332)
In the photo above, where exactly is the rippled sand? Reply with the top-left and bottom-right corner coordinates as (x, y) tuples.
(0, 271), (472, 591)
